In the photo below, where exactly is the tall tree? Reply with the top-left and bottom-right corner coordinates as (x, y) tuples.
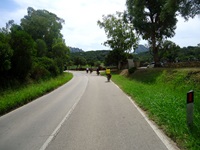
(35, 39), (47, 57)
(0, 32), (13, 75)
(166, 0), (200, 19)
(126, 0), (177, 67)
(159, 40), (180, 62)
(97, 12), (138, 68)
(21, 7), (65, 51)
(10, 25), (35, 80)
(52, 39), (70, 73)
(0, 20), (14, 76)
(126, 0), (200, 67)
(105, 49), (127, 67)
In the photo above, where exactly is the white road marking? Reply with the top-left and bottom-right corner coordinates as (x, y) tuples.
(40, 72), (88, 150)
(113, 82), (180, 150)
(39, 98), (80, 150)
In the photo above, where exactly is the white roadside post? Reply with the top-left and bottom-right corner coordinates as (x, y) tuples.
(186, 90), (194, 127)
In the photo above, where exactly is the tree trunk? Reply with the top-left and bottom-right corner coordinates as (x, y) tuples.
(153, 47), (160, 67)
(151, 34), (160, 67)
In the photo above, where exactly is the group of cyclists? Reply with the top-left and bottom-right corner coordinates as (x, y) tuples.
(86, 67), (111, 81)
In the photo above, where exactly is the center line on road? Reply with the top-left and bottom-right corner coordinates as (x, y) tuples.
(40, 73), (89, 150)
(39, 99), (79, 150)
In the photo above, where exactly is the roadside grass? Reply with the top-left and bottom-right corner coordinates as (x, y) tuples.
(111, 68), (200, 150)
(0, 72), (73, 116)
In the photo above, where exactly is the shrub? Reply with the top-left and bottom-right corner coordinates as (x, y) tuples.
(128, 67), (137, 74)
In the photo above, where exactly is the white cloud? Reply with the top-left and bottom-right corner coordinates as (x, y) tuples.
(170, 16), (200, 47)
(1, 0), (126, 51)
(0, 0), (200, 51)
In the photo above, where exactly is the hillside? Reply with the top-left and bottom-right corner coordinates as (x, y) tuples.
(134, 45), (149, 54)
(69, 47), (84, 53)
(69, 45), (149, 54)
(70, 50), (110, 62)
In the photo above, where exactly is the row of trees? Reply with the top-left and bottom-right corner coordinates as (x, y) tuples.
(0, 7), (69, 88)
(69, 42), (200, 69)
(134, 43), (200, 65)
(69, 50), (110, 68)
(98, 0), (200, 67)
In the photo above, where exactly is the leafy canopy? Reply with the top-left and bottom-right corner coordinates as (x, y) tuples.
(10, 24), (35, 80)
(97, 12), (138, 53)
(159, 40), (180, 63)
(97, 12), (139, 68)
(126, 0), (178, 66)
(126, 0), (200, 67)
(166, 0), (200, 20)
(21, 7), (65, 50)
(0, 7), (69, 87)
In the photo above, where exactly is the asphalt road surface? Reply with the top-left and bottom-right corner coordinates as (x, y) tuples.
(0, 71), (178, 150)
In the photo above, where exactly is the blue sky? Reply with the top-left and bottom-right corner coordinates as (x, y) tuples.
(0, 0), (200, 51)
(1, 0), (19, 11)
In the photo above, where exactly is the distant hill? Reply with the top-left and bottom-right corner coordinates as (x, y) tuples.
(134, 45), (149, 54)
(69, 45), (148, 54)
(70, 50), (110, 62)
(69, 47), (84, 53)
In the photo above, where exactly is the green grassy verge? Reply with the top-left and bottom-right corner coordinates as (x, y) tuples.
(0, 72), (73, 116)
(111, 68), (200, 150)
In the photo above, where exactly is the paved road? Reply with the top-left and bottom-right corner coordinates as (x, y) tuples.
(0, 71), (178, 150)
(0, 71), (88, 150)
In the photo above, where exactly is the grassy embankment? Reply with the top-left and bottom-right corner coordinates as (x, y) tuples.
(111, 68), (200, 150)
(0, 72), (73, 116)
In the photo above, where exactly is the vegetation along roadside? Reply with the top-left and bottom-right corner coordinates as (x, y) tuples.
(111, 68), (200, 150)
(0, 72), (73, 116)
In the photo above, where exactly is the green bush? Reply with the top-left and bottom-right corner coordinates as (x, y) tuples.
(128, 67), (137, 74)
(31, 65), (50, 80)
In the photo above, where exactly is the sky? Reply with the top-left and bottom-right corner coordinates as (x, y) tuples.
(0, 0), (200, 51)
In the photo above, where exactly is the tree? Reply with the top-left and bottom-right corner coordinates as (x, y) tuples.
(21, 7), (64, 51)
(165, 0), (200, 20)
(105, 49), (127, 67)
(87, 58), (95, 67)
(35, 39), (47, 57)
(52, 39), (70, 73)
(178, 45), (200, 61)
(159, 40), (180, 62)
(94, 61), (101, 67)
(73, 56), (87, 69)
(31, 56), (59, 79)
(0, 20), (15, 75)
(10, 25), (35, 80)
(0, 32), (13, 73)
(126, 0), (177, 67)
(97, 12), (139, 68)
(126, 0), (200, 67)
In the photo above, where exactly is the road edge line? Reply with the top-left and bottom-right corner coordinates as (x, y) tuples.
(113, 82), (180, 150)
